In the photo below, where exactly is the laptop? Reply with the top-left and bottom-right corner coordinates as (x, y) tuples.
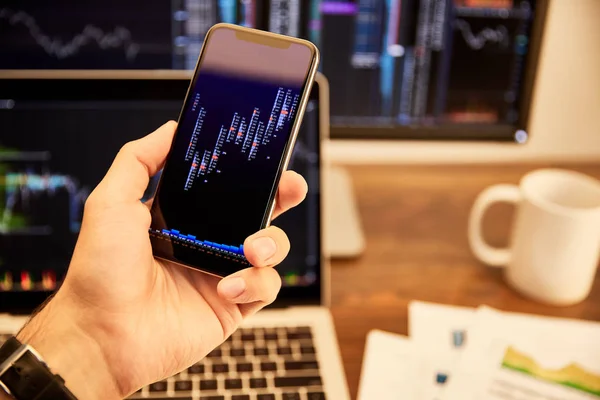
(0, 70), (349, 400)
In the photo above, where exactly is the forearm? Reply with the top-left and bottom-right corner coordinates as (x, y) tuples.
(10, 297), (122, 400)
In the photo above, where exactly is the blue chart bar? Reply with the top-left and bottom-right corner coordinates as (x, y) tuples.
(351, 0), (383, 69)
(157, 229), (245, 258)
(380, 0), (398, 117)
(218, 0), (237, 24)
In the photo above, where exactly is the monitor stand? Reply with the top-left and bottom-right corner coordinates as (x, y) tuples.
(324, 166), (365, 258)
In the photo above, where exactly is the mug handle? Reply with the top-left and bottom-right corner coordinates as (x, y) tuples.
(468, 184), (521, 267)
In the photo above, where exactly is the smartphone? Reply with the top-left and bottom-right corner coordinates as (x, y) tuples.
(149, 23), (320, 277)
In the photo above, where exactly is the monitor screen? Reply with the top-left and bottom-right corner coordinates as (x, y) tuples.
(0, 0), (543, 140)
(0, 76), (321, 312)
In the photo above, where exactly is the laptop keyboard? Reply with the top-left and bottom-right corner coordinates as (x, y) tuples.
(0, 326), (325, 400)
(129, 326), (325, 400)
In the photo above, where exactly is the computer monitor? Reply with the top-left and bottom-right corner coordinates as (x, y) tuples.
(0, 71), (323, 313)
(0, 0), (546, 141)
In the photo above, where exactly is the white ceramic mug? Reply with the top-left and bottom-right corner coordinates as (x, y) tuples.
(468, 169), (600, 306)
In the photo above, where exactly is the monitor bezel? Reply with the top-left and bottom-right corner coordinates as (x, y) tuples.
(0, 70), (325, 314)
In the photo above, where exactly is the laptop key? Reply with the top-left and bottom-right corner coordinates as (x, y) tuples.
(232, 396), (250, 400)
(254, 347), (269, 356)
(174, 380), (193, 391)
(200, 396), (224, 400)
(277, 346), (292, 355)
(282, 393), (301, 400)
(264, 332), (278, 341)
(151, 397), (192, 400)
(261, 361), (277, 371)
(241, 332), (255, 341)
(188, 363), (205, 374)
(207, 349), (222, 358)
(225, 378), (243, 389)
(256, 395), (276, 400)
(230, 347), (245, 357)
(285, 360), (319, 370)
(212, 363), (229, 374)
(200, 379), (218, 390)
(287, 332), (312, 340)
(149, 381), (168, 392)
(236, 362), (253, 372)
(307, 392), (326, 400)
(300, 346), (316, 355)
(249, 377), (268, 388)
(275, 376), (322, 388)
(287, 328), (313, 340)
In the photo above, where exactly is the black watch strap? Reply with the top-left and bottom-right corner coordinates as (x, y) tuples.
(0, 337), (77, 400)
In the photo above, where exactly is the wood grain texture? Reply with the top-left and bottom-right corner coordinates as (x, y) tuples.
(328, 164), (600, 399)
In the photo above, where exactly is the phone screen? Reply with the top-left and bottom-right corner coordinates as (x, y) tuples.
(149, 26), (317, 276)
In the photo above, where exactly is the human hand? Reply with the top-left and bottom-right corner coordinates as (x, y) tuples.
(15, 121), (308, 399)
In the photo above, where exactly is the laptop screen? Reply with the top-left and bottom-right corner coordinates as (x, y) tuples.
(0, 72), (322, 313)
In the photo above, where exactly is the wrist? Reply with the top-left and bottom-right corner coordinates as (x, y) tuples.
(15, 295), (121, 400)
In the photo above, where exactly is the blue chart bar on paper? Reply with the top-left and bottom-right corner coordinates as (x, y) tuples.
(156, 228), (245, 259)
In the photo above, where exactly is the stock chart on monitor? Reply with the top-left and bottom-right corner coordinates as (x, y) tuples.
(0, 0), (539, 138)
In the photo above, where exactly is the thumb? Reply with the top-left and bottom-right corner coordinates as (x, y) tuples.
(95, 121), (176, 205)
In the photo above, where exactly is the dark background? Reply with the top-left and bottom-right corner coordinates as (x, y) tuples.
(0, 0), (174, 69)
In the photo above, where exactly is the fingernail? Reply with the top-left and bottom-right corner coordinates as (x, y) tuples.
(252, 236), (277, 262)
(220, 277), (246, 298)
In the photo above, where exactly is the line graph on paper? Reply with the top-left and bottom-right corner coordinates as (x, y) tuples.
(454, 19), (509, 50)
(0, 151), (89, 235)
(0, 7), (140, 61)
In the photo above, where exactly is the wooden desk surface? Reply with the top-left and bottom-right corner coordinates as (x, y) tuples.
(329, 164), (600, 399)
